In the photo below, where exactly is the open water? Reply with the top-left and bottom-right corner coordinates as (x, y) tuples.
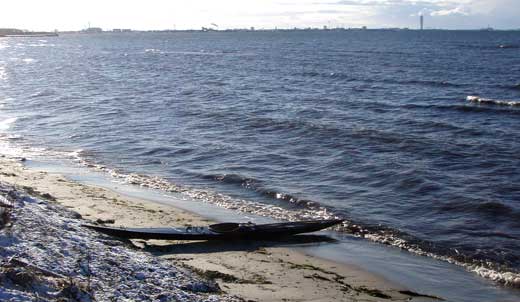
(0, 30), (519, 287)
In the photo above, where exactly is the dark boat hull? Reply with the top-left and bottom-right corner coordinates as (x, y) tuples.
(84, 219), (343, 240)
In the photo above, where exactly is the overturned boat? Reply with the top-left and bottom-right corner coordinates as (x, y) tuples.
(84, 219), (343, 240)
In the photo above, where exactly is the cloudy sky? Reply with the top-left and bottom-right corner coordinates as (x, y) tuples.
(0, 0), (518, 31)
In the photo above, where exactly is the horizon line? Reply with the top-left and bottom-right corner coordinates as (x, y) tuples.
(4, 26), (520, 33)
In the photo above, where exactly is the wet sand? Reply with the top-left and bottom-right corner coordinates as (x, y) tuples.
(0, 157), (437, 302)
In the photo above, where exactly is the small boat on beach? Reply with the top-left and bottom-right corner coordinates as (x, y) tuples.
(84, 219), (343, 240)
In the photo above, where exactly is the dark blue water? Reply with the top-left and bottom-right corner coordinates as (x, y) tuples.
(1, 30), (519, 286)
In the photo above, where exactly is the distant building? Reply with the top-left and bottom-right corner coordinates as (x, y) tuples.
(420, 15), (424, 30)
(82, 27), (103, 33)
(108, 28), (131, 33)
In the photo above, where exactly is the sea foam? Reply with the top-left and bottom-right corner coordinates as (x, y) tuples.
(467, 95), (520, 106)
(0, 117), (17, 131)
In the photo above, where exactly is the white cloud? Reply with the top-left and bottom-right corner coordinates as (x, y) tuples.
(430, 6), (471, 16)
(0, 0), (518, 30)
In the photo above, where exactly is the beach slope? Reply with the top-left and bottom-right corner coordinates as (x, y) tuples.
(0, 158), (436, 302)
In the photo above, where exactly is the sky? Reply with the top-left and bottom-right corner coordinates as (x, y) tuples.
(0, 0), (519, 31)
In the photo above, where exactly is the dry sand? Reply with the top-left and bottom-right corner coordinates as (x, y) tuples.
(0, 157), (440, 302)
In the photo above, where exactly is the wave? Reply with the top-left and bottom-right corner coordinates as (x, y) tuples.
(498, 44), (520, 49)
(476, 201), (516, 216)
(502, 83), (520, 90)
(456, 44), (520, 50)
(143, 49), (239, 57)
(167, 51), (225, 56)
(438, 200), (520, 223)
(0, 126), (38, 159)
(467, 95), (520, 107)
(338, 222), (520, 287)
(404, 79), (464, 87)
(136, 147), (175, 157)
(0, 117), (17, 131)
(29, 89), (56, 99)
(403, 102), (520, 117)
(203, 173), (318, 208)
(300, 71), (465, 88)
(303, 72), (519, 92)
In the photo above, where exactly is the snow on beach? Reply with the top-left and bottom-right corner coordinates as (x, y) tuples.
(0, 182), (238, 302)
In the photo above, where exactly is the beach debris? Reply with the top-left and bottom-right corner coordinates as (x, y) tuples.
(187, 265), (271, 285)
(398, 290), (444, 300)
(95, 218), (115, 224)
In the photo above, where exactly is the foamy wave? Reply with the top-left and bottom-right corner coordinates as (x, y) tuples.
(467, 95), (520, 107)
(355, 226), (520, 288)
(0, 129), (52, 159)
(0, 117), (31, 158)
(0, 143), (48, 159)
(68, 149), (84, 160)
(0, 117), (17, 131)
(68, 151), (338, 222)
(0, 135), (24, 158)
(66, 151), (520, 288)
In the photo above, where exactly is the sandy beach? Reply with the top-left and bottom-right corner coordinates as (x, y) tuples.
(0, 156), (444, 302)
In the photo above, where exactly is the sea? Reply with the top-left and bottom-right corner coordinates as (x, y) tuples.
(0, 30), (519, 290)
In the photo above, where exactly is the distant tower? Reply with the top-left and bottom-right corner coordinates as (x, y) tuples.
(420, 15), (424, 30)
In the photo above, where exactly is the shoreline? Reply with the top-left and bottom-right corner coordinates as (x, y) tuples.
(0, 157), (430, 301)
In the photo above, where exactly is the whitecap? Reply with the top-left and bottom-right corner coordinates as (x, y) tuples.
(467, 95), (520, 106)
(68, 149), (85, 161)
(0, 117), (17, 131)
(0, 139), (24, 158)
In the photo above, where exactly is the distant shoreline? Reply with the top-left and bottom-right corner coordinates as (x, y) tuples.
(1, 33), (58, 37)
(2, 28), (519, 37)
(57, 28), (520, 35)
(0, 31), (58, 38)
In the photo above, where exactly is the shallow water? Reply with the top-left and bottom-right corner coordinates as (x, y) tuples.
(0, 30), (519, 286)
